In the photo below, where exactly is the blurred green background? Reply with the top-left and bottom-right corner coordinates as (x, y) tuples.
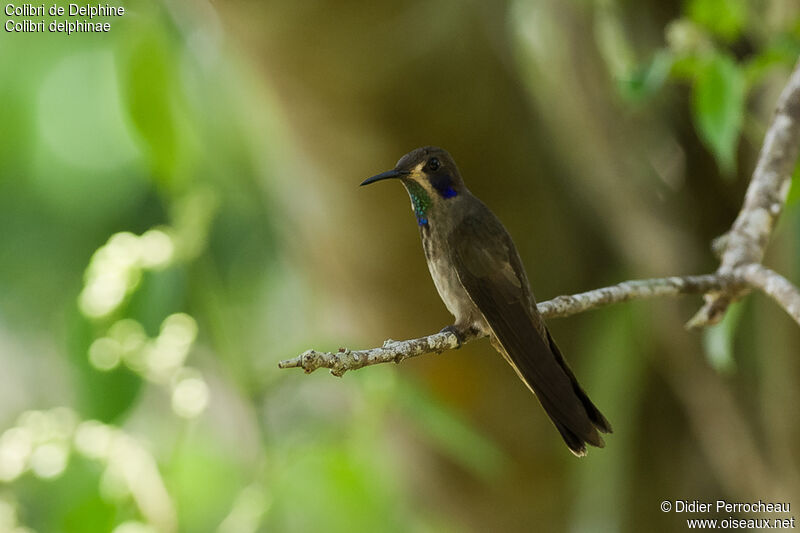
(1, 0), (800, 531)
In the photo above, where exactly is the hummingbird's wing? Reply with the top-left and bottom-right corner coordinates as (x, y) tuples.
(451, 208), (610, 455)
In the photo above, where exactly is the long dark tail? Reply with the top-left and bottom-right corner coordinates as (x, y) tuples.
(494, 324), (612, 456)
(543, 329), (612, 454)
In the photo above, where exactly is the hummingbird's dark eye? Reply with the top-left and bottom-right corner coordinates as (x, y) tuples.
(427, 157), (440, 171)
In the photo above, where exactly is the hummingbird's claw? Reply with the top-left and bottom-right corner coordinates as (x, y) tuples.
(439, 325), (465, 348)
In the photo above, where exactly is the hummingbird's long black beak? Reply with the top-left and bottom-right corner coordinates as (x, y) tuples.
(360, 169), (410, 186)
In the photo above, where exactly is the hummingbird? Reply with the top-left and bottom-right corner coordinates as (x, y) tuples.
(361, 146), (611, 456)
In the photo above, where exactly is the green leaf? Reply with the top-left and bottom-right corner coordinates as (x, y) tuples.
(116, 27), (183, 187)
(702, 301), (745, 373)
(687, 0), (747, 42)
(125, 268), (188, 335)
(691, 53), (746, 176)
(17, 455), (117, 533)
(618, 50), (674, 102)
(67, 309), (143, 423)
(670, 53), (705, 81)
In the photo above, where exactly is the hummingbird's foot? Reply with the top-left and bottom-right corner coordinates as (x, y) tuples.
(440, 325), (466, 348)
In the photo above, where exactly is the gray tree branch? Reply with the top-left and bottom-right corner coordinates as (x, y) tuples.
(689, 58), (800, 327)
(739, 264), (800, 324)
(278, 274), (740, 376)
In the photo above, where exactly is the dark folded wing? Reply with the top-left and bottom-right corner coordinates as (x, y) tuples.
(450, 210), (605, 453)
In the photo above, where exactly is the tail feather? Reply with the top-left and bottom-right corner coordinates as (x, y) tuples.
(545, 329), (613, 436)
(492, 325), (611, 456)
(552, 419), (601, 457)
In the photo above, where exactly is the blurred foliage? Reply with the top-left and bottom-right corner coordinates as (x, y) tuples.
(687, 0), (747, 42)
(608, 0), (800, 176)
(1, 0), (799, 531)
(0, 1), (481, 531)
(690, 52), (746, 176)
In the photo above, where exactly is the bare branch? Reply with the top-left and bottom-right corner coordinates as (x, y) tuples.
(739, 264), (800, 325)
(538, 274), (735, 318)
(691, 59), (800, 326)
(278, 329), (475, 377)
(279, 273), (735, 376)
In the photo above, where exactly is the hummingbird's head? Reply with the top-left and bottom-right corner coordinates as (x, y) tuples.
(361, 146), (465, 226)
